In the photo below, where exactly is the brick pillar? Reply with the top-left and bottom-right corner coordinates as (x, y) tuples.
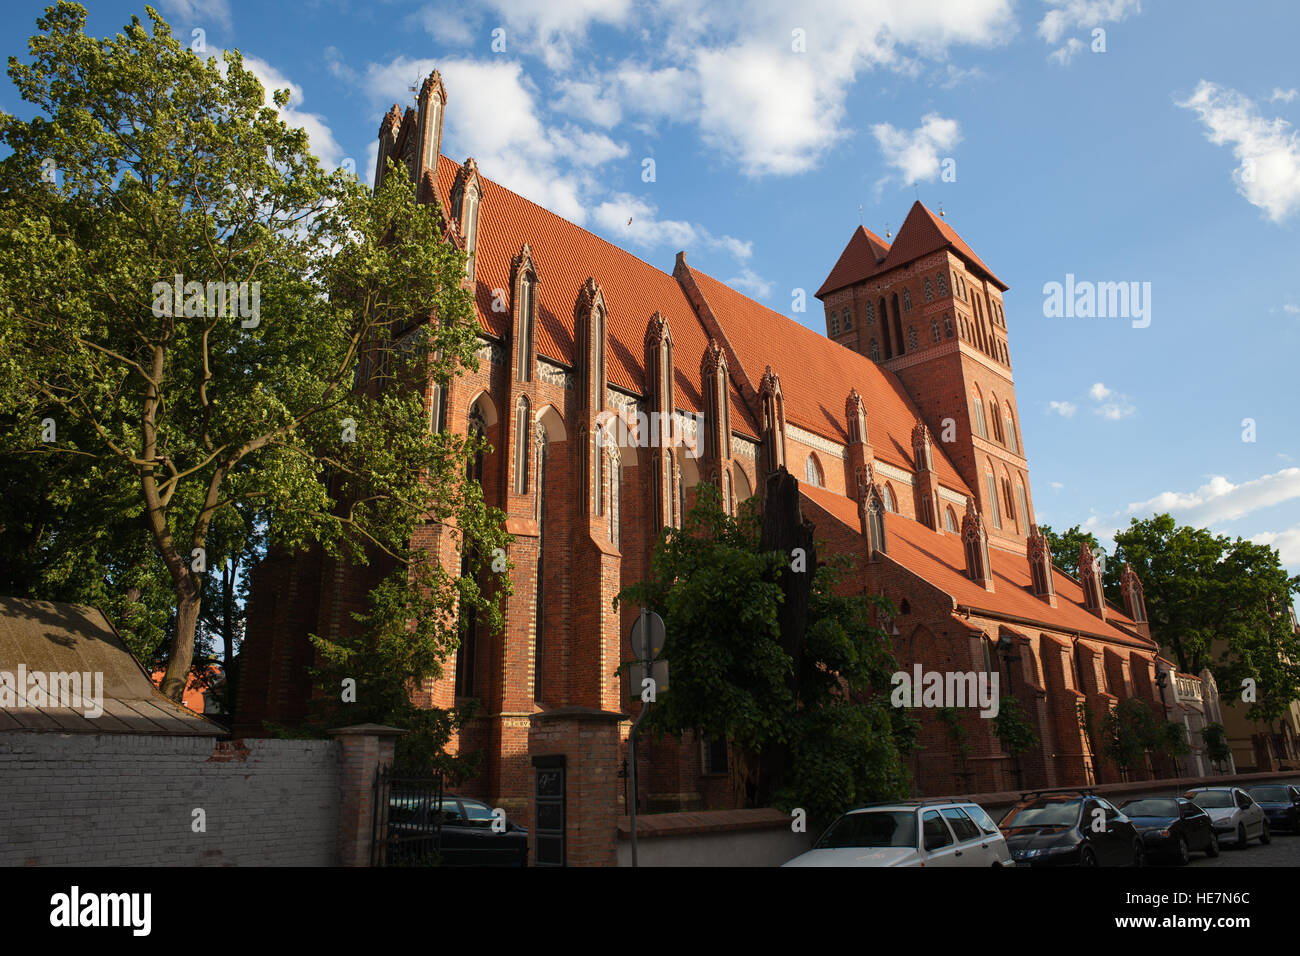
(329, 723), (405, 867)
(528, 707), (626, 866)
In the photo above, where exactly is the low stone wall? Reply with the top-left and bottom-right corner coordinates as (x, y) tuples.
(0, 732), (341, 866)
(616, 808), (814, 867)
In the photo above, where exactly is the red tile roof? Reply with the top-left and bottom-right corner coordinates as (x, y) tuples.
(799, 483), (1150, 647)
(433, 155), (758, 435)
(817, 202), (1006, 299)
(683, 265), (971, 495)
(814, 226), (892, 298)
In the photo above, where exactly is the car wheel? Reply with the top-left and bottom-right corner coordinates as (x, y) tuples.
(1131, 841), (1145, 868)
(1205, 831), (1220, 857)
(1236, 823), (1248, 849)
(1175, 836), (1189, 866)
(1260, 820), (1271, 845)
(1079, 846), (1099, 867)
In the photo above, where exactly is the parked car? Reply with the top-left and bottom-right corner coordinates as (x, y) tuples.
(1246, 785), (1300, 833)
(387, 793), (529, 866)
(782, 800), (1013, 867)
(999, 791), (1144, 867)
(1184, 787), (1269, 848)
(1119, 796), (1219, 864)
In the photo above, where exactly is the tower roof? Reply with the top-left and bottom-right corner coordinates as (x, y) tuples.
(817, 202), (1006, 298)
(814, 225), (892, 298)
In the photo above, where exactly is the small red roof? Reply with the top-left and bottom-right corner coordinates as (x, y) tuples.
(815, 226), (892, 298)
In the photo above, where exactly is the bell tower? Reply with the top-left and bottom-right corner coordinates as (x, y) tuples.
(816, 202), (1034, 552)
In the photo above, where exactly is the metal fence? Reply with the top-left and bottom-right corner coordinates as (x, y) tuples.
(371, 764), (444, 867)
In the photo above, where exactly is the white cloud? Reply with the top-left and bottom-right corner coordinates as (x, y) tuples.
(1272, 88), (1299, 104)
(1283, 303), (1300, 315)
(871, 114), (962, 186)
(591, 193), (754, 267)
(1252, 523), (1300, 566)
(1038, 0), (1142, 63)
(1177, 80), (1300, 224)
(1049, 481), (1065, 490)
(479, 0), (636, 70)
(242, 55), (345, 169)
(553, 127), (629, 167)
(726, 268), (774, 300)
(1127, 468), (1300, 526)
(1087, 381), (1134, 419)
(158, 0), (232, 31)
(555, 78), (624, 128)
(1049, 400), (1078, 417)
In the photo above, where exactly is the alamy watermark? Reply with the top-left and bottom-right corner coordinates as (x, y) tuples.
(151, 273), (261, 328)
(0, 666), (104, 718)
(1042, 273), (1151, 328)
(890, 665), (1000, 718)
(595, 408), (703, 458)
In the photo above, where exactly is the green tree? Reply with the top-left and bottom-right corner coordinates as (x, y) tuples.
(1036, 524), (1101, 578)
(1110, 515), (1300, 723)
(0, 5), (500, 710)
(618, 482), (911, 826)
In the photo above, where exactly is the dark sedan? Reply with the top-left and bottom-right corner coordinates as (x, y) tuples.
(1247, 785), (1300, 833)
(387, 794), (528, 866)
(1119, 797), (1219, 864)
(1000, 792), (1144, 867)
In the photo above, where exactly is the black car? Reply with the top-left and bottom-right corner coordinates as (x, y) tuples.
(387, 794), (529, 866)
(1247, 785), (1300, 833)
(1000, 791), (1144, 867)
(1119, 796), (1219, 864)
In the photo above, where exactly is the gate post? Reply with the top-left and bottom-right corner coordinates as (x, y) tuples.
(329, 723), (405, 867)
(528, 707), (625, 866)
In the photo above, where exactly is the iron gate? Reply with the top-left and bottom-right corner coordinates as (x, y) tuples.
(371, 764), (444, 866)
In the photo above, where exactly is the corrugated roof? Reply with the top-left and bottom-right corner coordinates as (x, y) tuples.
(683, 265), (971, 495)
(799, 484), (1150, 647)
(0, 597), (226, 736)
(432, 155), (759, 436)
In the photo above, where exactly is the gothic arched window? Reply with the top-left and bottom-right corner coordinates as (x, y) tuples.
(869, 339), (880, 362)
(936, 273), (948, 296)
(943, 313), (953, 338)
(923, 278), (934, 303)
(594, 422), (606, 516)
(902, 289), (912, 312)
(516, 272), (534, 382)
(804, 454), (823, 488)
(1006, 408), (1019, 454)
(513, 396), (530, 494)
(990, 399), (1005, 444)
(830, 312), (840, 335)
(930, 320), (941, 343)
(882, 484), (896, 513)
(865, 301), (876, 325)
(843, 308), (852, 330)
(944, 506), (958, 532)
(907, 326), (918, 351)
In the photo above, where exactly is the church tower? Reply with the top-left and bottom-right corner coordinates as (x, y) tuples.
(816, 202), (1034, 552)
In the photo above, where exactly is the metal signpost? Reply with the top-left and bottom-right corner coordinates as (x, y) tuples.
(627, 606), (667, 868)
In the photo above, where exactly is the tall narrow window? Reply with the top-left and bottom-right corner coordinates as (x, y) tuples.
(943, 313), (953, 338)
(593, 423), (606, 516)
(985, 473), (1002, 528)
(931, 320), (941, 343)
(991, 400), (1004, 443)
(882, 484), (896, 513)
(516, 273), (533, 381)
(923, 278), (934, 302)
(865, 301), (876, 325)
(534, 428), (547, 704)
(944, 506), (958, 532)
(973, 394), (988, 439)
(1017, 479), (1030, 531)
(1005, 409), (1019, 454)
(423, 98), (441, 171)
(936, 273), (948, 296)
(830, 313), (840, 335)
(609, 446), (621, 547)
(804, 454), (823, 488)
(513, 396), (530, 494)
(464, 187), (480, 280)
(902, 289), (912, 312)
(592, 306), (606, 417)
(1002, 476), (1016, 525)
(869, 339), (880, 361)
(842, 308), (852, 330)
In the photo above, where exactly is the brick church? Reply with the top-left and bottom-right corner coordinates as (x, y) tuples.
(235, 69), (1165, 819)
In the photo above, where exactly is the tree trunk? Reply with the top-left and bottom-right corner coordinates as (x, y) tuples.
(160, 576), (201, 702)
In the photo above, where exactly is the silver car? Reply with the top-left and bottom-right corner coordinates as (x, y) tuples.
(1184, 787), (1270, 848)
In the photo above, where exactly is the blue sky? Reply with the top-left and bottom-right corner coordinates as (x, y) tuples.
(4, 0), (1298, 588)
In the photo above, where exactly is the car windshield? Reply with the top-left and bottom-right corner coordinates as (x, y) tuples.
(817, 811), (918, 849)
(1248, 787), (1290, 802)
(1001, 798), (1080, 829)
(1122, 799), (1179, 817)
(1189, 791), (1234, 809)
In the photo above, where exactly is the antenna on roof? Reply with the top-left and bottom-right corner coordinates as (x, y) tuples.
(884, 222), (892, 240)
(938, 202), (946, 219)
